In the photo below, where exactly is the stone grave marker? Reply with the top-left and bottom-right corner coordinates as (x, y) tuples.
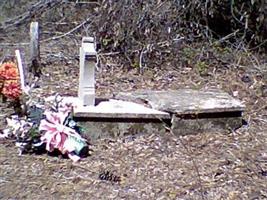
(78, 37), (96, 106)
(74, 37), (170, 140)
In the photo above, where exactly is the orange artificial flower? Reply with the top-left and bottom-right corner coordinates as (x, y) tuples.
(2, 80), (21, 99)
(0, 61), (21, 99)
(0, 62), (19, 80)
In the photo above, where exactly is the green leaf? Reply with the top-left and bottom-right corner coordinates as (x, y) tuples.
(27, 106), (44, 125)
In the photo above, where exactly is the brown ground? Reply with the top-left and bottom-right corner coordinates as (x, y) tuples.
(0, 29), (267, 200)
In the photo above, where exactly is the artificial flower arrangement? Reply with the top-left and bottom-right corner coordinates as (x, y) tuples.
(2, 94), (89, 162)
(0, 60), (22, 101)
(0, 59), (88, 162)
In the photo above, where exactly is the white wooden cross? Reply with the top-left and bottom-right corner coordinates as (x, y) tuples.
(78, 37), (97, 106)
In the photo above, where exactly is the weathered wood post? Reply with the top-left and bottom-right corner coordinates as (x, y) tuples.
(29, 22), (40, 76)
(78, 37), (97, 106)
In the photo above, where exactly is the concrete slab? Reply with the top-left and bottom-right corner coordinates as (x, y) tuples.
(116, 89), (245, 114)
(72, 98), (170, 140)
(116, 89), (245, 135)
(76, 120), (168, 141)
(67, 89), (245, 139)
(73, 99), (170, 119)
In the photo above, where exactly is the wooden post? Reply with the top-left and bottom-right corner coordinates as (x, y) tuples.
(29, 22), (40, 76)
(78, 37), (97, 106)
(15, 50), (26, 93)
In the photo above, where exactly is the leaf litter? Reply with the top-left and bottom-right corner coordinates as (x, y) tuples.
(0, 33), (267, 200)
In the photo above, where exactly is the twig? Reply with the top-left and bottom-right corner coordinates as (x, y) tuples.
(230, 0), (245, 25)
(248, 39), (267, 50)
(0, 0), (63, 30)
(45, 53), (70, 60)
(139, 47), (147, 71)
(98, 51), (121, 56)
(254, 118), (267, 124)
(0, 43), (30, 46)
(42, 31), (75, 36)
(214, 29), (240, 44)
(43, 22), (79, 26)
(98, 37), (184, 57)
(40, 17), (91, 43)
(75, 0), (100, 6)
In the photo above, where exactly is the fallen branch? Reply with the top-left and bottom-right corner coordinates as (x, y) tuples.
(0, 0), (63, 30)
(40, 17), (91, 43)
(74, 0), (100, 6)
(0, 43), (30, 46)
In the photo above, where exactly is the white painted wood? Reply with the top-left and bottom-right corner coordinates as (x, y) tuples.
(15, 50), (26, 92)
(78, 37), (97, 106)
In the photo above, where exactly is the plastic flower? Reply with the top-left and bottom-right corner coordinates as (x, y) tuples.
(2, 81), (21, 99)
(39, 110), (86, 162)
(0, 61), (22, 99)
(0, 62), (19, 80)
(3, 117), (33, 138)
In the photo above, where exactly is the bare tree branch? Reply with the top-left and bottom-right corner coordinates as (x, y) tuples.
(0, 0), (63, 30)
(40, 17), (92, 42)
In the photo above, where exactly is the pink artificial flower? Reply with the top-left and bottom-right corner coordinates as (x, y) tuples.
(39, 111), (86, 161)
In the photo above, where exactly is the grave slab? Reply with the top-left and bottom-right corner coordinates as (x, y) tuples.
(72, 99), (170, 140)
(74, 99), (170, 119)
(116, 89), (245, 135)
(74, 37), (245, 139)
(116, 89), (245, 114)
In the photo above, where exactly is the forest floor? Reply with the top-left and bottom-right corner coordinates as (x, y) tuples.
(0, 26), (267, 199)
